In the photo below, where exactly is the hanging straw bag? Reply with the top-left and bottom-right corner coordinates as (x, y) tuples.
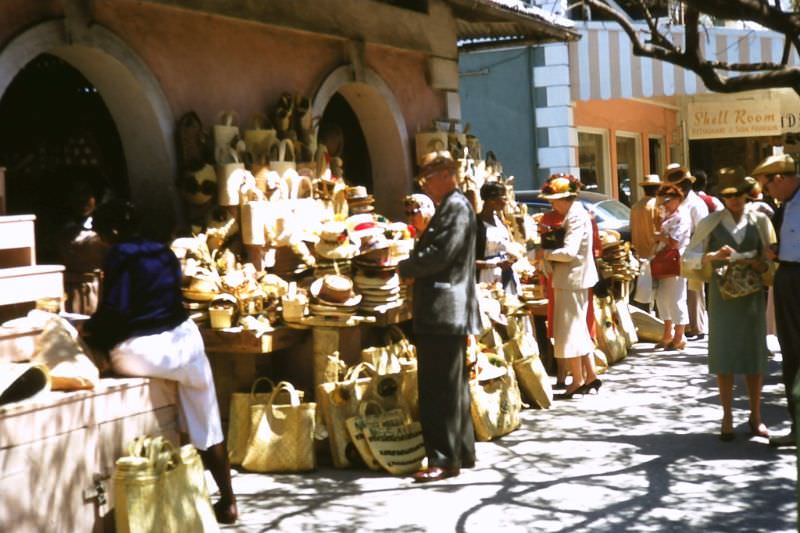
(241, 381), (316, 473)
(345, 401), (406, 471)
(504, 332), (552, 410)
(114, 436), (218, 533)
(414, 130), (448, 164)
(317, 362), (377, 468)
(213, 111), (240, 164)
(594, 296), (627, 364)
(243, 113), (277, 160)
(216, 148), (247, 206)
(270, 139), (297, 179)
(469, 363), (522, 441)
(226, 377), (305, 465)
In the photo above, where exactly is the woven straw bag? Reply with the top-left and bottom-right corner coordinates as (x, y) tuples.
(363, 414), (425, 475)
(226, 377), (305, 465)
(114, 436), (218, 533)
(469, 364), (522, 441)
(213, 111), (239, 163)
(345, 402), (406, 471)
(502, 327), (551, 409)
(241, 381), (316, 473)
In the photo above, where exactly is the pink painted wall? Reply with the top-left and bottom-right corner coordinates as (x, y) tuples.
(574, 98), (678, 198)
(94, 1), (443, 140)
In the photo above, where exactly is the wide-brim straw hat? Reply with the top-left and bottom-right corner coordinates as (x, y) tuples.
(715, 167), (753, 196)
(418, 150), (458, 179)
(314, 239), (360, 260)
(751, 153), (796, 177)
(539, 174), (579, 200)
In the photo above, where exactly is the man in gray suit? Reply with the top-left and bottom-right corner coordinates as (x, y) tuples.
(399, 151), (481, 482)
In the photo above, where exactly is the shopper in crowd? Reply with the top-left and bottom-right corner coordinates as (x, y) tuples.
(745, 177), (775, 218)
(56, 174), (108, 315)
(535, 174), (600, 399)
(84, 199), (238, 523)
(399, 151), (480, 482)
(475, 181), (519, 294)
(752, 153), (800, 447)
(664, 164), (709, 341)
(684, 168), (775, 441)
(692, 169), (723, 213)
(630, 174), (661, 311)
(652, 183), (691, 350)
(404, 193), (435, 236)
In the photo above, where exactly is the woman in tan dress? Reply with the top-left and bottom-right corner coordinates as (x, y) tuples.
(536, 175), (601, 398)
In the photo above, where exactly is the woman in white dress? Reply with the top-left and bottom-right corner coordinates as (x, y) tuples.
(475, 181), (519, 294)
(535, 175), (601, 398)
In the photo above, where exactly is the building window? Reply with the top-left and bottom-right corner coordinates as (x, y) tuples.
(648, 136), (665, 177)
(616, 133), (641, 206)
(577, 129), (609, 196)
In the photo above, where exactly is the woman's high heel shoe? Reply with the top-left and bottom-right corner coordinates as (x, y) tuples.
(555, 384), (585, 400)
(580, 379), (602, 394)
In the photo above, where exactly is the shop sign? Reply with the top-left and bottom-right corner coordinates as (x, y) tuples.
(687, 100), (781, 139)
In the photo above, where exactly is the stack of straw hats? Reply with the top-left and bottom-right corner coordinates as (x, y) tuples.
(308, 274), (362, 319)
(346, 186), (375, 215)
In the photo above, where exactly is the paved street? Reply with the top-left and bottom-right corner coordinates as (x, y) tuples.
(219, 336), (796, 532)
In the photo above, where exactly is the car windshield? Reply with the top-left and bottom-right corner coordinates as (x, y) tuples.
(591, 199), (630, 220)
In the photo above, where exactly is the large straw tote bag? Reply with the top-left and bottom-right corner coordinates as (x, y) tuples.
(243, 113), (277, 160)
(345, 402), (406, 471)
(213, 111), (240, 163)
(594, 296), (627, 364)
(469, 364), (522, 441)
(363, 415), (425, 475)
(613, 300), (638, 348)
(227, 377), (305, 465)
(114, 436), (218, 533)
(241, 381), (316, 473)
(317, 363), (376, 468)
(629, 307), (664, 343)
(505, 334), (552, 409)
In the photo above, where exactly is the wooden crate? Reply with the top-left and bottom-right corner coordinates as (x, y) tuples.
(0, 378), (179, 533)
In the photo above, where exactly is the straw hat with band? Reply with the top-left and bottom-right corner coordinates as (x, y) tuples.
(663, 164), (695, 185)
(751, 153), (796, 177)
(715, 167), (753, 196)
(310, 275), (362, 307)
(656, 183), (685, 200)
(417, 150), (457, 182)
(539, 173), (580, 200)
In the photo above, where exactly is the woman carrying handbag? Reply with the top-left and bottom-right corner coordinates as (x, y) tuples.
(651, 183), (691, 350)
(684, 168), (776, 441)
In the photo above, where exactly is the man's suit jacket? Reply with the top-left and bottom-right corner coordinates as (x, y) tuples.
(399, 189), (481, 336)
(544, 200), (599, 290)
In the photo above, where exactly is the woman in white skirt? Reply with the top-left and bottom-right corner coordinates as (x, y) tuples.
(85, 199), (237, 524)
(536, 175), (601, 399)
(652, 184), (691, 350)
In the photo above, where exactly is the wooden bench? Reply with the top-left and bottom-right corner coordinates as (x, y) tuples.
(0, 377), (179, 533)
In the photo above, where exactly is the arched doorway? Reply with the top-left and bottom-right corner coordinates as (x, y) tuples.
(319, 93), (372, 190)
(313, 65), (412, 220)
(0, 53), (126, 261)
(0, 21), (177, 242)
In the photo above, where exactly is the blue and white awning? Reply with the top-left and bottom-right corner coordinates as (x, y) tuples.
(569, 21), (800, 101)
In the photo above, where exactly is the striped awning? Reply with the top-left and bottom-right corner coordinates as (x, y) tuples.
(569, 21), (800, 101)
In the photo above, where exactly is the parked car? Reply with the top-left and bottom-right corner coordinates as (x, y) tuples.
(513, 189), (631, 242)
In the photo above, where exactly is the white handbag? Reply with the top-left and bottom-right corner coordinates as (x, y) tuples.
(216, 149), (247, 206)
(243, 113), (277, 160)
(213, 111), (240, 164)
(270, 139), (296, 179)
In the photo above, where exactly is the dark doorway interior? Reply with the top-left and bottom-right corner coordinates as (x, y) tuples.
(0, 53), (127, 262)
(319, 92), (373, 191)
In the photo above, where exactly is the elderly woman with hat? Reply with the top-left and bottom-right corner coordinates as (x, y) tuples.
(534, 174), (601, 398)
(651, 182), (691, 350)
(404, 193), (435, 236)
(684, 167), (776, 441)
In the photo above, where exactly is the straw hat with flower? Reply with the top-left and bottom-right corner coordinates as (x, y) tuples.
(539, 173), (580, 200)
